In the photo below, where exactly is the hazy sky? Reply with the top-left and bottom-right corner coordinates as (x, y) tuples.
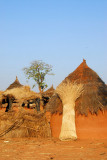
(0, 0), (107, 92)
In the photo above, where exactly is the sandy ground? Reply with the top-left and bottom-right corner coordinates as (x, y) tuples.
(0, 108), (107, 159)
(0, 138), (107, 160)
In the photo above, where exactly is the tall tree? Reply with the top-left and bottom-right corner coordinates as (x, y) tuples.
(23, 60), (54, 93)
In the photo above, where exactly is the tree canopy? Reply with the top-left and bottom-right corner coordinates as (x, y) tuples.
(23, 60), (54, 93)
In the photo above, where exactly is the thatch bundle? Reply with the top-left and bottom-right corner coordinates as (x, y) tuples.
(56, 81), (83, 105)
(56, 80), (83, 141)
(0, 109), (51, 138)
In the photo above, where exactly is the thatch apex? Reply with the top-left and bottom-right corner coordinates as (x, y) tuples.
(6, 76), (23, 90)
(64, 59), (102, 83)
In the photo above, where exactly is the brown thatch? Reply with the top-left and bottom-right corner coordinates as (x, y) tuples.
(42, 85), (55, 98)
(46, 93), (63, 114)
(46, 59), (107, 116)
(1, 86), (41, 104)
(41, 85), (55, 107)
(0, 76), (41, 105)
(6, 76), (23, 90)
(0, 91), (3, 100)
(0, 109), (51, 138)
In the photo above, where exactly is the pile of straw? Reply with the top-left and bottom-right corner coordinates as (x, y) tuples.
(0, 109), (51, 138)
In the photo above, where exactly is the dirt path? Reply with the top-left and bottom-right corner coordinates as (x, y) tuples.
(0, 138), (107, 160)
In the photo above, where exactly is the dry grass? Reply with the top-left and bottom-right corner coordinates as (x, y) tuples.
(1, 86), (41, 103)
(0, 108), (51, 138)
(56, 80), (84, 106)
(55, 80), (84, 141)
(0, 91), (3, 104)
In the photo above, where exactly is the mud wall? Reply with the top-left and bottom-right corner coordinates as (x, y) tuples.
(50, 110), (107, 139)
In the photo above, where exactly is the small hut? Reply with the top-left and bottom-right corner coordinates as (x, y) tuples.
(0, 78), (51, 138)
(0, 77), (41, 112)
(6, 76), (23, 90)
(46, 59), (107, 139)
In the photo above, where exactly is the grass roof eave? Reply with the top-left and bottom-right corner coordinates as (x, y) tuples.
(2, 86), (41, 103)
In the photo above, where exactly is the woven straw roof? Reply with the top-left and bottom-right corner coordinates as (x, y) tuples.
(6, 76), (23, 90)
(46, 60), (107, 115)
(1, 86), (41, 103)
(42, 85), (55, 97)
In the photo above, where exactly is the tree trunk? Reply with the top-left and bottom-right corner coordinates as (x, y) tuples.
(39, 86), (44, 93)
(59, 103), (77, 141)
(39, 86), (42, 93)
(35, 98), (40, 112)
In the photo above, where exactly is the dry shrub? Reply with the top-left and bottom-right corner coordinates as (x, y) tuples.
(0, 108), (51, 138)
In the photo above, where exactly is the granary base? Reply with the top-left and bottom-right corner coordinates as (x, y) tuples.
(48, 110), (107, 139)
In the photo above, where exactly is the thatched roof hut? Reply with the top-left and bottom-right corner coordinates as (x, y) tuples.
(0, 78), (51, 138)
(46, 60), (107, 139)
(46, 59), (107, 116)
(6, 76), (23, 90)
(2, 86), (41, 103)
(0, 77), (40, 104)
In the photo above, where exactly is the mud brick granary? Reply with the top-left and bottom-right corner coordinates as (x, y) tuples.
(46, 59), (107, 139)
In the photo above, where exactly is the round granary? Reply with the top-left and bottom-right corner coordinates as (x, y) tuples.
(46, 59), (107, 139)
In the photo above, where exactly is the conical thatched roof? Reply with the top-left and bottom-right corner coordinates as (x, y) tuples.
(0, 77), (40, 103)
(63, 59), (104, 84)
(46, 60), (107, 115)
(6, 76), (23, 90)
